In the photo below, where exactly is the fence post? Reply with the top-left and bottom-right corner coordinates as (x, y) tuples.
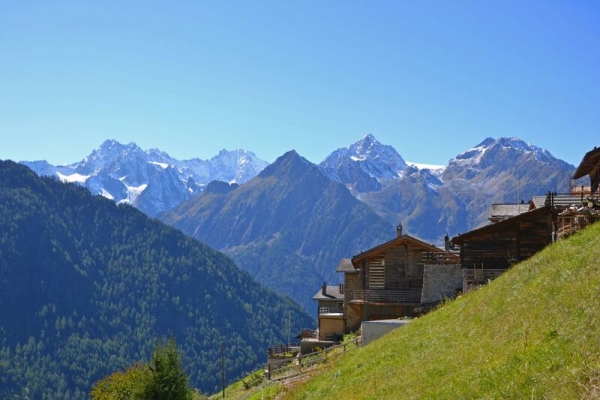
(267, 363), (271, 380)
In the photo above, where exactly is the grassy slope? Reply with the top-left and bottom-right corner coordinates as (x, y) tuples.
(277, 222), (600, 399)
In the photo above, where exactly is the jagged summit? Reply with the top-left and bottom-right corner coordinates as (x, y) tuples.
(451, 137), (564, 169)
(319, 134), (408, 193)
(21, 140), (268, 216)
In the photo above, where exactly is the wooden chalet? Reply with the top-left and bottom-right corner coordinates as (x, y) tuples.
(451, 206), (554, 290)
(340, 224), (459, 333)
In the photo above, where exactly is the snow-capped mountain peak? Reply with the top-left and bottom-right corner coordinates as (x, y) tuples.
(319, 134), (408, 193)
(22, 140), (268, 216)
(450, 137), (561, 169)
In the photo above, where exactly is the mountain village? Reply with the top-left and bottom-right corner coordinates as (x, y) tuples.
(7, 137), (599, 396)
(287, 145), (600, 361)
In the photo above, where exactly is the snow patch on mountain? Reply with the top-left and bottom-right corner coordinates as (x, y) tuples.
(149, 161), (169, 169)
(126, 183), (148, 204)
(56, 171), (90, 183)
(100, 189), (114, 200)
(406, 161), (446, 173)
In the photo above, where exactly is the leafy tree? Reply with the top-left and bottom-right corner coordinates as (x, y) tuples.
(90, 362), (150, 399)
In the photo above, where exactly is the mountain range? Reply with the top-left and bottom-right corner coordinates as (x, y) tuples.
(329, 135), (574, 241)
(22, 140), (268, 216)
(20, 135), (576, 314)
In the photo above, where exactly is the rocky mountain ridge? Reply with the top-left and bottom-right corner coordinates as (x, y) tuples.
(321, 135), (575, 240)
(21, 140), (268, 216)
(19, 135), (577, 315)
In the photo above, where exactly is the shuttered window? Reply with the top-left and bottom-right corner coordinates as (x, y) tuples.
(368, 258), (385, 289)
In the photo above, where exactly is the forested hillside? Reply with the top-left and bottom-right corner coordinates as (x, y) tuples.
(0, 160), (313, 398)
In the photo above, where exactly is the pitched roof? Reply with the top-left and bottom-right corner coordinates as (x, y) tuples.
(352, 234), (442, 267)
(335, 258), (356, 273)
(530, 196), (547, 209)
(312, 285), (344, 301)
(573, 146), (600, 180)
(490, 203), (528, 219)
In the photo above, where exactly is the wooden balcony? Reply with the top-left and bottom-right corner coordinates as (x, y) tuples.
(346, 289), (422, 304)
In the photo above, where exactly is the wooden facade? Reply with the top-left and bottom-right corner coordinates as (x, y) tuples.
(451, 206), (553, 270)
(340, 231), (458, 333)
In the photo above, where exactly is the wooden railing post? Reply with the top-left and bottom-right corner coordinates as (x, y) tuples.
(267, 362), (271, 380)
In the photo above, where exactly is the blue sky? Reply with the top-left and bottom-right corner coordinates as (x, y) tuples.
(1, 1), (598, 166)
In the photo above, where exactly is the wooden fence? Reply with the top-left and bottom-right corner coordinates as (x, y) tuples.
(264, 336), (362, 381)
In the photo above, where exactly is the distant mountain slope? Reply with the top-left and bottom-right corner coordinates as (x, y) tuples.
(359, 166), (468, 241)
(280, 221), (600, 399)
(0, 160), (312, 398)
(160, 151), (396, 314)
(21, 140), (268, 216)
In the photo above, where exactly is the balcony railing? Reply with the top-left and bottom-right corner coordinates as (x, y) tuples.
(463, 269), (505, 293)
(318, 305), (343, 315)
(346, 289), (422, 304)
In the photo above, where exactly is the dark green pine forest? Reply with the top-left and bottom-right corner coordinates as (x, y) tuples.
(0, 160), (314, 398)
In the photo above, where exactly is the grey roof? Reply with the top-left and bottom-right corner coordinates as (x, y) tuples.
(335, 258), (356, 273)
(530, 196), (546, 209)
(312, 285), (344, 301)
(490, 203), (528, 218)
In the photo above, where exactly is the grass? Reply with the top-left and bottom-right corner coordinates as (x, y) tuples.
(208, 369), (272, 400)
(265, 222), (600, 399)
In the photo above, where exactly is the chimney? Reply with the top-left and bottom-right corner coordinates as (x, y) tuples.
(322, 282), (327, 296)
(444, 234), (450, 251)
(396, 222), (403, 238)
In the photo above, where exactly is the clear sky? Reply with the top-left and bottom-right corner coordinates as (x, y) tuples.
(1, 1), (598, 166)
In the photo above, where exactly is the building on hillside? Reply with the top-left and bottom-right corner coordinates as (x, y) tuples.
(451, 206), (554, 291)
(335, 224), (460, 333)
(312, 284), (344, 341)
